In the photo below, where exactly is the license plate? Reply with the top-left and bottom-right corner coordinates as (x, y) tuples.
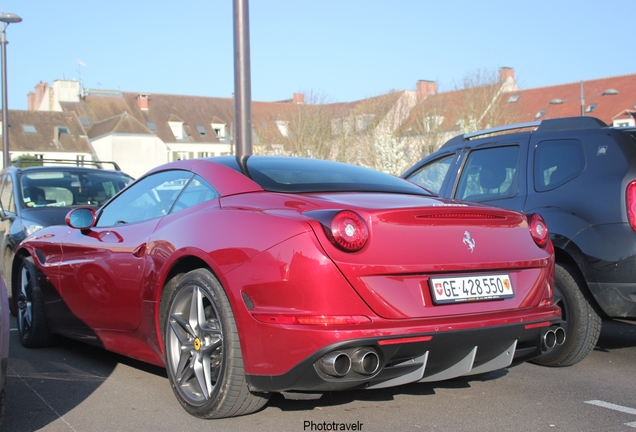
(429, 274), (514, 304)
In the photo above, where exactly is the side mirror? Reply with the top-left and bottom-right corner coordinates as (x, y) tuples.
(66, 207), (97, 230)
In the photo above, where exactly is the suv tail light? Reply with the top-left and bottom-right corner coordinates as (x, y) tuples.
(528, 213), (549, 248)
(627, 181), (636, 231)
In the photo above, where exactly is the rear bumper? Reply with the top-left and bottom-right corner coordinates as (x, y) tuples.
(246, 319), (562, 394)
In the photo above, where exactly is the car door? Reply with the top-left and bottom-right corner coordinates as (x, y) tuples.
(58, 170), (193, 331)
(0, 173), (17, 284)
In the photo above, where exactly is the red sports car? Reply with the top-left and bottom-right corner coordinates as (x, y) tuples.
(14, 156), (563, 418)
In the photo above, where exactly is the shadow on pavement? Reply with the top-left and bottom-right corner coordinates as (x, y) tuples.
(268, 368), (509, 413)
(594, 318), (636, 352)
(3, 317), (166, 432)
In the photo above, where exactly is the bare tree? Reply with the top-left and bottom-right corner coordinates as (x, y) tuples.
(453, 68), (521, 133)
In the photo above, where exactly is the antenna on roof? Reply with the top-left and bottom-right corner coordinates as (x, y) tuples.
(77, 60), (86, 98)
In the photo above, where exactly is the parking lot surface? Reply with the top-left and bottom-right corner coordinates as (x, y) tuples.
(4, 317), (636, 431)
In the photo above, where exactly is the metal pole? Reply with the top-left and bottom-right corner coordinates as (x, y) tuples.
(233, 0), (253, 157)
(1, 27), (9, 167)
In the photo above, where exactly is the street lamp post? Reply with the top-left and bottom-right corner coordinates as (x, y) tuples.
(0, 12), (22, 168)
(550, 80), (618, 117)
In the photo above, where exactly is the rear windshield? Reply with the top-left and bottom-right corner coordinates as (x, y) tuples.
(20, 169), (133, 208)
(213, 156), (432, 195)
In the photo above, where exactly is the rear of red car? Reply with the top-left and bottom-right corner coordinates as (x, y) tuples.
(231, 191), (561, 395)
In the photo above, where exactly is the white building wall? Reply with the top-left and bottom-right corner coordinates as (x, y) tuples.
(91, 134), (169, 178)
(167, 142), (233, 161)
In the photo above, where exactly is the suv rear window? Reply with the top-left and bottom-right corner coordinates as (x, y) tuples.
(534, 139), (585, 192)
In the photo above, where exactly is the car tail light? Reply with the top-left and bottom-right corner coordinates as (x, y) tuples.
(327, 210), (369, 252)
(528, 213), (549, 248)
(627, 181), (636, 231)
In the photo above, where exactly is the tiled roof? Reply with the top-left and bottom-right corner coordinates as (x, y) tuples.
(495, 73), (636, 125)
(87, 112), (152, 139)
(2, 110), (93, 154)
(61, 93), (236, 144)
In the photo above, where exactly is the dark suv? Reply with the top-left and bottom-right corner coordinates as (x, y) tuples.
(403, 116), (636, 367)
(0, 159), (134, 312)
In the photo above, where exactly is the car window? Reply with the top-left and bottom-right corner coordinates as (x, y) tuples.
(20, 170), (133, 208)
(215, 156), (432, 196)
(169, 175), (219, 214)
(405, 155), (454, 195)
(0, 175), (15, 214)
(456, 146), (520, 201)
(534, 139), (585, 192)
(97, 170), (193, 227)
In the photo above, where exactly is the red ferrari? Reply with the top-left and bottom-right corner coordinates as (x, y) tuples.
(14, 156), (563, 418)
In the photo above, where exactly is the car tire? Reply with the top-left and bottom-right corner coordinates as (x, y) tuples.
(163, 268), (269, 418)
(533, 263), (601, 367)
(16, 256), (57, 348)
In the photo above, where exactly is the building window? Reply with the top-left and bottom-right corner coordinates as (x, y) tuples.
(585, 103), (597, 113)
(147, 122), (157, 131)
(172, 151), (190, 161)
(22, 124), (37, 133)
(535, 110), (546, 119)
(196, 125), (207, 136)
(211, 123), (226, 138)
(507, 94), (520, 103)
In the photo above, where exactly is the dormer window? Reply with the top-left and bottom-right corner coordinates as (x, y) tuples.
(211, 122), (226, 138)
(168, 121), (187, 141)
(276, 120), (289, 138)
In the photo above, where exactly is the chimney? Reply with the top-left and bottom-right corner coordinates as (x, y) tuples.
(137, 94), (149, 110)
(28, 82), (49, 111)
(292, 93), (305, 104)
(416, 80), (437, 102)
(499, 67), (515, 82)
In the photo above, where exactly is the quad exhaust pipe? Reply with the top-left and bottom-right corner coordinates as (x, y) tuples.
(319, 348), (380, 377)
(542, 327), (566, 351)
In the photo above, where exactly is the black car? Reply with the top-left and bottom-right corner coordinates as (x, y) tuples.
(403, 116), (636, 367)
(0, 159), (134, 311)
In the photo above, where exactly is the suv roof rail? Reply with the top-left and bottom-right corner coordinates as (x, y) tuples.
(463, 121), (541, 140)
(462, 116), (609, 141)
(11, 158), (121, 170)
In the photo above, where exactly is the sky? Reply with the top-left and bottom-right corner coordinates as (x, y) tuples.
(2, 0), (634, 111)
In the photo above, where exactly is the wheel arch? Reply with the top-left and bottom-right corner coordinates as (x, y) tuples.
(156, 254), (219, 354)
(11, 248), (31, 309)
(553, 244), (606, 318)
